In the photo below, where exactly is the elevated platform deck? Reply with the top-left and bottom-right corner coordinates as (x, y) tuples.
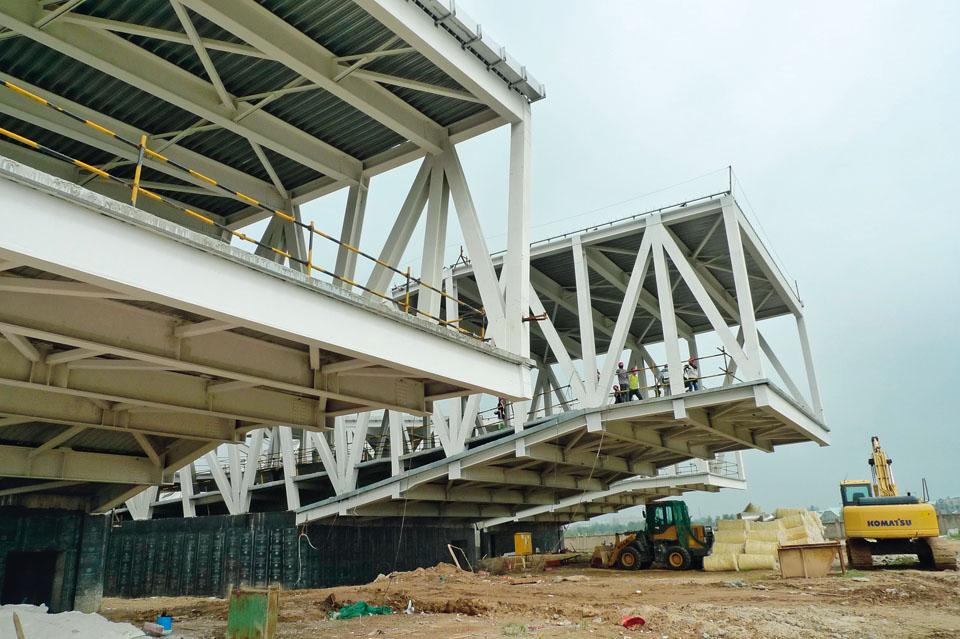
(294, 380), (827, 525)
(0, 158), (529, 511)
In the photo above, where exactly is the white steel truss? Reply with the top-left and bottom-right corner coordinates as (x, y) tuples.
(110, 194), (826, 526)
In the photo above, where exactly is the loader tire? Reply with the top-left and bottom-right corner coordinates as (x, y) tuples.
(665, 546), (692, 570)
(617, 546), (641, 570)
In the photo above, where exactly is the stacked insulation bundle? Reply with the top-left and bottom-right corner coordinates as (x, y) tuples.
(703, 509), (826, 572)
(778, 510), (826, 545)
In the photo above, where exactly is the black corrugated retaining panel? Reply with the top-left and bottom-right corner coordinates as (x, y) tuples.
(103, 512), (479, 597)
(0, 507), (109, 613)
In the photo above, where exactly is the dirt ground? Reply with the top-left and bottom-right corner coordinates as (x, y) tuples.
(101, 561), (960, 639)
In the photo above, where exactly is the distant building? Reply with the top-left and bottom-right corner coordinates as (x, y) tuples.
(935, 497), (960, 514)
(818, 507), (842, 523)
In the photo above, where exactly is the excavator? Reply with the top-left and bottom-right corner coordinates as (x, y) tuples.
(841, 436), (957, 569)
(590, 501), (714, 570)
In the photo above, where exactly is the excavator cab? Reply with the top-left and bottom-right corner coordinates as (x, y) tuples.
(840, 480), (872, 506)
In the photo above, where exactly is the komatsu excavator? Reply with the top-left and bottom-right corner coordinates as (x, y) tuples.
(841, 436), (957, 569)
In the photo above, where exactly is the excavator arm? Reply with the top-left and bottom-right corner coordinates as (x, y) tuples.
(869, 436), (898, 497)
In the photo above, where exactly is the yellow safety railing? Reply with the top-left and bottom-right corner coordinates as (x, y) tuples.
(0, 81), (486, 340)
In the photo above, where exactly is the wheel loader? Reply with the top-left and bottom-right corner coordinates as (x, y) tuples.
(590, 500), (713, 570)
(841, 436), (957, 569)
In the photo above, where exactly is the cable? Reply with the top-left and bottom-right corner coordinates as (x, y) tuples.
(296, 527), (311, 585)
(730, 168), (799, 299)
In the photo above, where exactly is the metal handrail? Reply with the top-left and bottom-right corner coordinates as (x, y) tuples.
(0, 81), (487, 340)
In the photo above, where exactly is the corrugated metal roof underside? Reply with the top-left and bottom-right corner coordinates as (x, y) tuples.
(0, 0), (518, 223)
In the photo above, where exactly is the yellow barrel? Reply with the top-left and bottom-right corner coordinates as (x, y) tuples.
(514, 532), (533, 556)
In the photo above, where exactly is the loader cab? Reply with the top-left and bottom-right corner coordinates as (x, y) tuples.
(840, 480), (872, 506)
(648, 502), (674, 536)
(646, 501), (685, 538)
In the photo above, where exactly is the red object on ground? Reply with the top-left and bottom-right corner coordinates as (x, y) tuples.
(621, 615), (646, 629)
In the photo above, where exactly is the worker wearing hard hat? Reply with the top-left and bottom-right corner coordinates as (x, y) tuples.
(626, 367), (643, 401)
(656, 364), (670, 397)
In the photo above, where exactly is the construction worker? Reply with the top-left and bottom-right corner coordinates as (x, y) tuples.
(656, 364), (671, 397)
(627, 367), (643, 401)
(616, 361), (630, 403)
(684, 357), (701, 392)
(612, 384), (623, 403)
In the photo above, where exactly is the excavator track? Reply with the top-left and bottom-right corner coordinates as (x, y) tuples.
(925, 537), (959, 571)
(846, 538), (874, 569)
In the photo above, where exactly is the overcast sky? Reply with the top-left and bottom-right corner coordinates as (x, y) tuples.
(299, 1), (960, 515)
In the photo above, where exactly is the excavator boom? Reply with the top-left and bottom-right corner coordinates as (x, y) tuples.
(869, 436), (897, 497)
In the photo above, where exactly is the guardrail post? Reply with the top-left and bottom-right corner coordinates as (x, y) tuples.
(131, 134), (147, 206)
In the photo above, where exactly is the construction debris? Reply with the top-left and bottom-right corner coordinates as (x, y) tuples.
(620, 614), (646, 629)
(0, 604), (142, 639)
(330, 601), (393, 620)
(97, 563), (960, 638)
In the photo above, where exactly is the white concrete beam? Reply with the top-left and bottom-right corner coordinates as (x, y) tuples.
(0, 168), (527, 401)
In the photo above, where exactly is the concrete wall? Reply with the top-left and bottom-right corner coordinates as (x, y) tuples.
(0, 508), (109, 613)
(565, 534), (612, 553)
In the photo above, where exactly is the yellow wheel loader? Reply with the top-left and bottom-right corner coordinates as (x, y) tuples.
(841, 436), (957, 570)
(590, 501), (714, 571)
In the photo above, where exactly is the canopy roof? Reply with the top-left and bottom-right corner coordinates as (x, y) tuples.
(0, 0), (543, 227)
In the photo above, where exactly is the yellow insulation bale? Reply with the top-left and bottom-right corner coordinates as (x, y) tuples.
(775, 507), (806, 519)
(784, 526), (814, 541)
(744, 540), (780, 555)
(751, 519), (784, 532)
(716, 518), (752, 532)
(803, 511), (825, 532)
(779, 513), (806, 529)
(737, 553), (776, 570)
(746, 529), (783, 543)
(703, 553), (739, 572)
(714, 530), (747, 544)
(712, 542), (744, 555)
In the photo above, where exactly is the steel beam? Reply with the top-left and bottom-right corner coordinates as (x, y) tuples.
(0, 3), (363, 183)
(354, 0), (529, 123)
(0, 71), (285, 211)
(181, 0), (448, 155)
(0, 444), (162, 484)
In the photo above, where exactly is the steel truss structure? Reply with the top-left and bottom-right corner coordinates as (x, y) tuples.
(0, 0), (542, 511)
(113, 193), (827, 529)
